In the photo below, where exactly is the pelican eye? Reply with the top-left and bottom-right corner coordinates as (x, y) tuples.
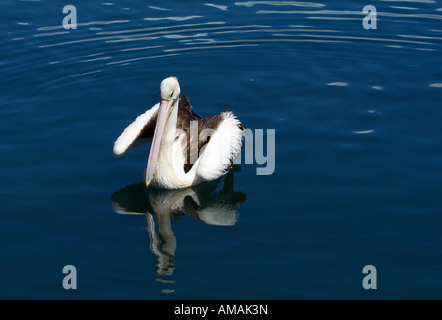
(169, 90), (174, 99)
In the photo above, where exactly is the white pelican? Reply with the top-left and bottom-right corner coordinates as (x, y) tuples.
(113, 77), (246, 189)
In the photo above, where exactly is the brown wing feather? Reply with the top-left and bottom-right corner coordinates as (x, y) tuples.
(197, 114), (224, 150)
(177, 95), (245, 174)
(139, 95), (199, 141)
(176, 95), (203, 173)
(177, 95), (202, 122)
(136, 112), (157, 140)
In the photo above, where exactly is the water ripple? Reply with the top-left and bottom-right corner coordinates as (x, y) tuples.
(235, 1), (325, 8)
(25, 0), (442, 67)
(327, 82), (349, 87)
(4, 0), (441, 91)
(389, 6), (420, 10)
(106, 53), (180, 66)
(149, 6), (171, 11)
(96, 21), (225, 35)
(205, 3), (229, 11)
(36, 20), (130, 32)
(380, 0), (435, 3)
(256, 9), (442, 20)
(144, 16), (203, 22)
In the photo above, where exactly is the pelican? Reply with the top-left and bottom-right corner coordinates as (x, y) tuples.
(113, 77), (246, 189)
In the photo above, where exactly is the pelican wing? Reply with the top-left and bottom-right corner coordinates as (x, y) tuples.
(196, 112), (246, 181)
(113, 103), (160, 158)
(177, 94), (203, 123)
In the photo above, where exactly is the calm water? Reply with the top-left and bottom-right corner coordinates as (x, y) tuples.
(1, 0), (442, 299)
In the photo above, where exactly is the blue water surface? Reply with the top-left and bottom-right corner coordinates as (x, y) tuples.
(1, 0), (442, 299)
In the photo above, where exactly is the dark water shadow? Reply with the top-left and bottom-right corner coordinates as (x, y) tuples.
(111, 166), (246, 280)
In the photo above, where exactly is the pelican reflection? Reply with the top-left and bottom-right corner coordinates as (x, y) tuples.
(111, 167), (246, 276)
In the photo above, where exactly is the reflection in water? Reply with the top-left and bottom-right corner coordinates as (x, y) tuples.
(111, 167), (246, 280)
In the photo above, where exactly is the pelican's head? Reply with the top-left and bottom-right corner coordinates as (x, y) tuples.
(145, 77), (181, 188)
(160, 76), (180, 102)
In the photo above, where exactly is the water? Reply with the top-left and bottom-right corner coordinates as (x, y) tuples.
(1, 0), (442, 299)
